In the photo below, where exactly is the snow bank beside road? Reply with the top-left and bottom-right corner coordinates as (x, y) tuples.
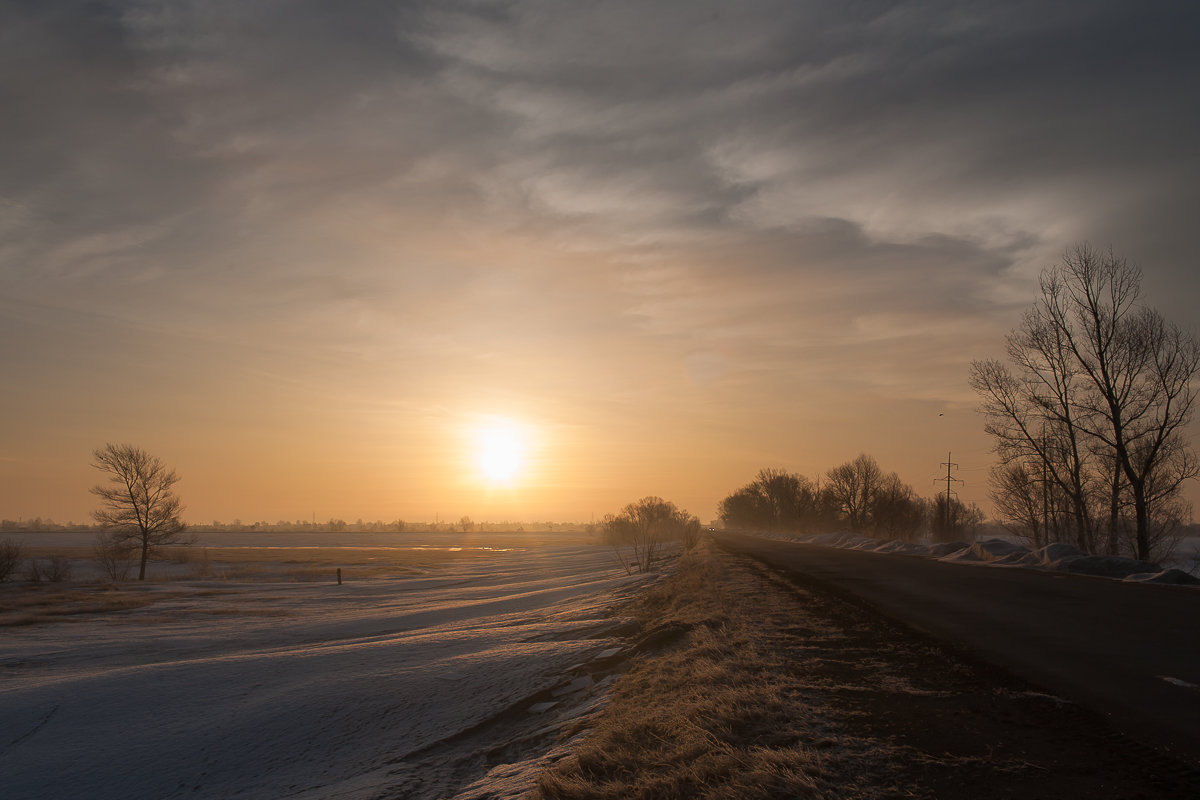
(758, 531), (1200, 586)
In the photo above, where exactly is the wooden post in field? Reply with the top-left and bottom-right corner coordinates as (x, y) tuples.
(337, 567), (342, 585)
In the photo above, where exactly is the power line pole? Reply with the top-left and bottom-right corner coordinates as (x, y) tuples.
(943, 451), (961, 503)
(935, 452), (965, 535)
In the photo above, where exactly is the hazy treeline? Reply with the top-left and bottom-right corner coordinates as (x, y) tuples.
(0, 518), (93, 532)
(718, 456), (982, 542)
(1, 517), (597, 535)
(190, 518), (598, 534)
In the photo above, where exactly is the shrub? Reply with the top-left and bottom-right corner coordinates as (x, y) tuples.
(43, 556), (73, 583)
(24, 556), (72, 584)
(163, 546), (194, 565)
(95, 531), (137, 582)
(0, 539), (22, 582)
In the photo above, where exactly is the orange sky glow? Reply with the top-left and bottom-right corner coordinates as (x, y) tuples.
(2, 3), (1199, 526)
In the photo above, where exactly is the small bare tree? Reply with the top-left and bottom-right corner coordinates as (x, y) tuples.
(604, 496), (698, 574)
(930, 495), (984, 542)
(873, 474), (927, 540)
(43, 556), (73, 583)
(988, 462), (1051, 547)
(91, 443), (189, 580)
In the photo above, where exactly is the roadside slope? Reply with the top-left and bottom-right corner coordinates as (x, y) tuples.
(716, 531), (1200, 769)
(534, 540), (1200, 799)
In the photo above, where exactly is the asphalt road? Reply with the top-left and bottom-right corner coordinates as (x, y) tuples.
(716, 532), (1200, 767)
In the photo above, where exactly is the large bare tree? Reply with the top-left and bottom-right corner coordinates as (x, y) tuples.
(824, 453), (884, 532)
(971, 245), (1199, 560)
(822, 454), (924, 538)
(91, 443), (188, 580)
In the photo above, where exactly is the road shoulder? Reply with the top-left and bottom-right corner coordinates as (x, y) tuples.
(533, 540), (1200, 798)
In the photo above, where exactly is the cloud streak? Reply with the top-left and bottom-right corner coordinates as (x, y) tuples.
(2, 1), (1198, 521)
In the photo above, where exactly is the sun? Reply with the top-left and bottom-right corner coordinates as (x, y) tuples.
(474, 420), (527, 483)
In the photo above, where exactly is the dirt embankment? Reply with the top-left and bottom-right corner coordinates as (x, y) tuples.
(534, 541), (1200, 799)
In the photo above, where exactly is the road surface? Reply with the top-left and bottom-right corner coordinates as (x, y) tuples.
(716, 532), (1200, 767)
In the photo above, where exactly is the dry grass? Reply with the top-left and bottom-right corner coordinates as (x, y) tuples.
(20, 546), (93, 558)
(0, 579), (302, 627)
(0, 543), (506, 626)
(535, 539), (1200, 800)
(14, 544), (513, 585)
(175, 547), (497, 582)
(0, 585), (161, 627)
(535, 542), (881, 799)
(172, 545), (499, 566)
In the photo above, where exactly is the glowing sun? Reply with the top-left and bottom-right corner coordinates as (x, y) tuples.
(474, 420), (527, 483)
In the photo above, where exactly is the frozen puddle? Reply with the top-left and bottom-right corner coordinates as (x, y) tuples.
(0, 545), (652, 800)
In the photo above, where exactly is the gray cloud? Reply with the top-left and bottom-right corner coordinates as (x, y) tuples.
(2, 0), (1198, 471)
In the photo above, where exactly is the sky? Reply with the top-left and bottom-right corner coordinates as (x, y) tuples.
(2, 1), (1199, 526)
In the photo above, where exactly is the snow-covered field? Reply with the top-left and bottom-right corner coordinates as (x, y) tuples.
(0, 538), (654, 800)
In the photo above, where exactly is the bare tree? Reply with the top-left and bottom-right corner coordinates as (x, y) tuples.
(930, 495), (984, 542)
(969, 345), (1099, 551)
(821, 454), (925, 537)
(718, 486), (770, 530)
(604, 496), (698, 574)
(1041, 246), (1198, 559)
(718, 468), (820, 531)
(989, 463), (1038, 545)
(971, 245), (1199, 560)
(824, 454), (880, 532)
(824, 454), (884, 532)
(873, 474), (926, 540)
(91, 443), (189, 580)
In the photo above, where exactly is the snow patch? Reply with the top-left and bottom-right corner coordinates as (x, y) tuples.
(751, 530), (1198, 587)
(939, 538), (1031, 564)
(1063, 555), (1162, 579)
(1124, 569), (1200, 586)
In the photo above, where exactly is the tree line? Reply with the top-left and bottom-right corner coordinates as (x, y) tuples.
(717, 456), (982, 542)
